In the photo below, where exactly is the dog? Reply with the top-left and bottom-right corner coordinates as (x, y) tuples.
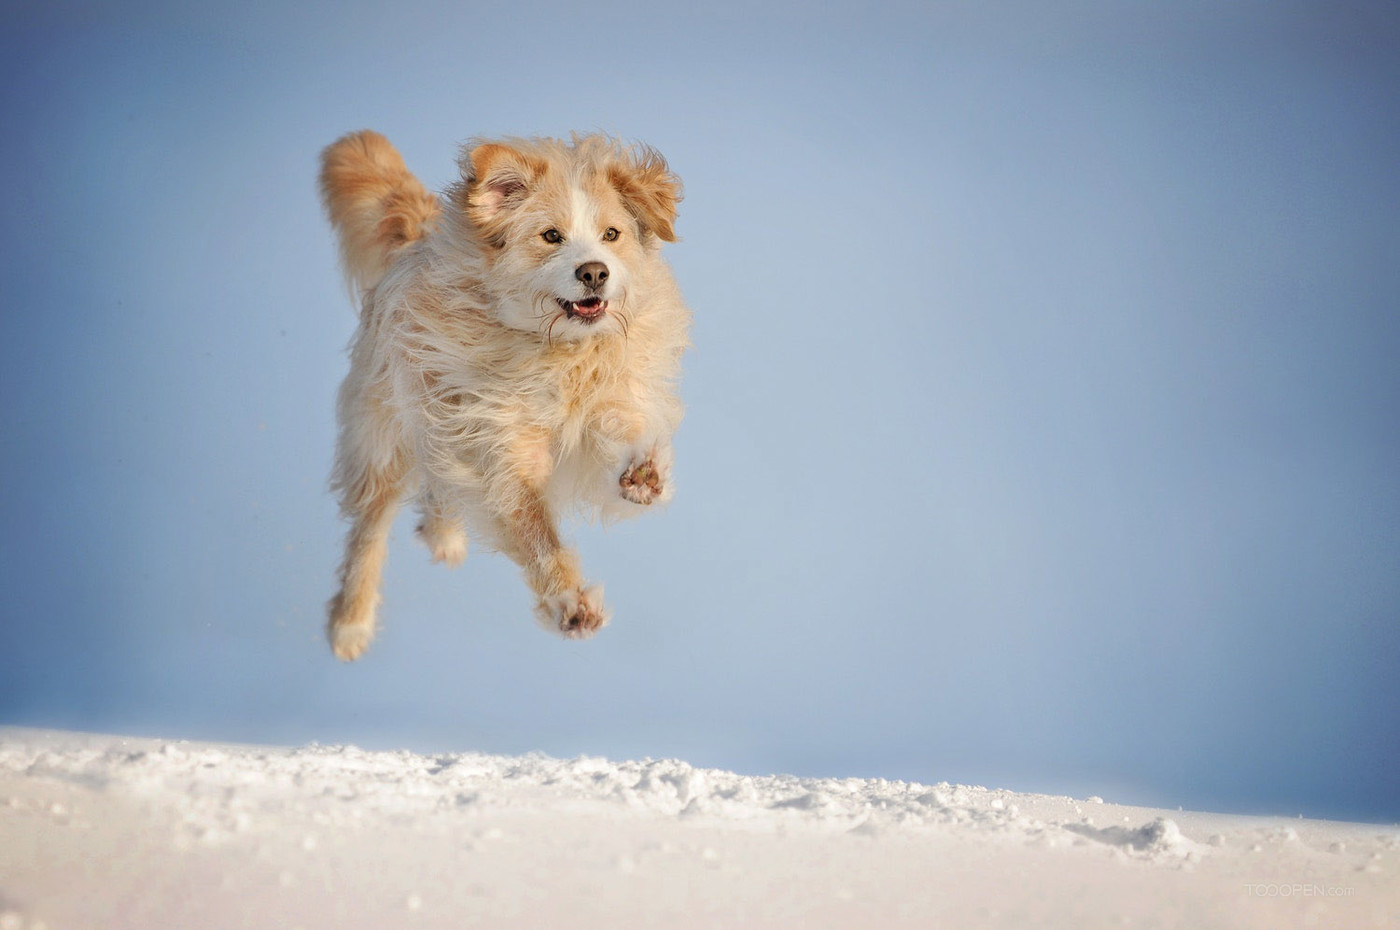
(318, 130), (690, 661)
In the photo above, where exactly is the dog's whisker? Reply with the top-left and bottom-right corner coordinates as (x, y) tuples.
(619, 286), (635, 341)
(532, 293), (552, 328)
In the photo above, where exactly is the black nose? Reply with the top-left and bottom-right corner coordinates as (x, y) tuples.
(575, 261), (609, 290)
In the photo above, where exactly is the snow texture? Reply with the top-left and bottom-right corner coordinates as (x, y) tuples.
(1, 728), (1395, 928)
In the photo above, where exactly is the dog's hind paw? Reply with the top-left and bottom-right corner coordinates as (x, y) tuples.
(329, 621), (374, 662)
(416, 516), (468, 568)
(536, 584), (610, 640)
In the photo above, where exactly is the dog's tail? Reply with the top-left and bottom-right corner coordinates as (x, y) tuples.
(319, 130), (440, 298)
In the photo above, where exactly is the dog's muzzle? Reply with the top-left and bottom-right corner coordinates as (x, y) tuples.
(557, 296), (608, 322)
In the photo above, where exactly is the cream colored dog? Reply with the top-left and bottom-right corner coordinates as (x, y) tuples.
(318, 130), (689, 661)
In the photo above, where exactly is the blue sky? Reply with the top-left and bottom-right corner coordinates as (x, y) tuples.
(2, 1), (1397, 822)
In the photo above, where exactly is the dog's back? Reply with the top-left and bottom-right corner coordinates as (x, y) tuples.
(319, 130), (440, 298)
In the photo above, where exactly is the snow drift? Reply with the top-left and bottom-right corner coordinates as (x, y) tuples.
(0, 728), (1394, 928)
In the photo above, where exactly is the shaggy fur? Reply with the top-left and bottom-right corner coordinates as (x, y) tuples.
(318, 130), (690, 661)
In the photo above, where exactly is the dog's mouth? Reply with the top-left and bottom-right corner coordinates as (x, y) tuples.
(557, 296), (608, 323)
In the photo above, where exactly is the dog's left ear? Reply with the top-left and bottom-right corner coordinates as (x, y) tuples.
(608, 148), (682, 243)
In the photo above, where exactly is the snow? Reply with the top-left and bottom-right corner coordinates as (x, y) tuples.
(1, 728), (1395, 928)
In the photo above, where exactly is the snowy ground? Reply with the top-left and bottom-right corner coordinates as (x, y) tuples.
(0, 728), (1394, 928)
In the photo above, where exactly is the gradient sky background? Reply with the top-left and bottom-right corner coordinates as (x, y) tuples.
(2, 1), (1397, 823)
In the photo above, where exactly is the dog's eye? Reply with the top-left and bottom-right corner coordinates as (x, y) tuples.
(603, 227), (620, 242)
(541, 229), (563, 244)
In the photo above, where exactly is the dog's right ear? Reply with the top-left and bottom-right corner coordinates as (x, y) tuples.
(458, 142), (544, 227)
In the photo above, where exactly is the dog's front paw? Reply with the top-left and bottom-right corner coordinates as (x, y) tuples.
(536, 584), (610, 640)
(619, 453), (671, 505)
(619, 459), (662, 504)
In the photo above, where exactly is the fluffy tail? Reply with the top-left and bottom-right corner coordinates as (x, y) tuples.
(319, 130), (440, 298)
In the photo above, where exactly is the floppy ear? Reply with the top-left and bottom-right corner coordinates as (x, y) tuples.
(608, 147), (682, 243)
(460, 142), (544, 225)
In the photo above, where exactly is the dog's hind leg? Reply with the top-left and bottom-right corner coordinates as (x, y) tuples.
(415, 496), (468, 568)
(327, 451), (407, 661)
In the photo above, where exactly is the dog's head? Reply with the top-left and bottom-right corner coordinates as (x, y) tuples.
(454, 134), (681, 341)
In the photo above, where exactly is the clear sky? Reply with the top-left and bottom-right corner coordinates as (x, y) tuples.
(2, 1), (1397, 822)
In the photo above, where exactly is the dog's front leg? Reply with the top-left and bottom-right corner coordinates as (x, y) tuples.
(595, 403), (678, 508)
(484, 432), (609, 638)
(501, 485), (610, 639)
